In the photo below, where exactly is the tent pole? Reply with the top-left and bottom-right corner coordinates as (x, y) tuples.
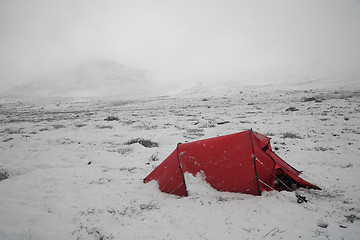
(176, 143), (188, 197)
(250, 129), (262, 196)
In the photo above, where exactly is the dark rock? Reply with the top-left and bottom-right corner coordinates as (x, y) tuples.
(317, 220), (328, 228)
(0, 169), (9, 181)
(104, 116), (119, 121)
(303, 97), (316, 102)
(217, 121), (230, 125)
(3, 137), (13, 142)
(286, 107), (299, 112)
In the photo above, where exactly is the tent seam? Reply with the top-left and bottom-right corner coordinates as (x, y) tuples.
(176, 143), (188, 197)
(250, 129), (262, 196)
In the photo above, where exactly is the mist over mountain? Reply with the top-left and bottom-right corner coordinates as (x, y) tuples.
(6, 60), (152, 101)
(1, 0), (360, 96)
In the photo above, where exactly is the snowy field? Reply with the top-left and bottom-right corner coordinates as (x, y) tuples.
(0, 78), (360, 239)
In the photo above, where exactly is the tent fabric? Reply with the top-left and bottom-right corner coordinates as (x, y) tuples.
(144, 130), (319, 197)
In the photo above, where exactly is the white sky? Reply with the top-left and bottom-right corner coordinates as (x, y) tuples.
(1, 0), (360, 88)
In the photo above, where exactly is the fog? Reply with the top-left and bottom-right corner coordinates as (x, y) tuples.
(1, 0), (360, 90)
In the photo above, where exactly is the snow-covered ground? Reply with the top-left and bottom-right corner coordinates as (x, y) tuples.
(0, 69), (359, 239)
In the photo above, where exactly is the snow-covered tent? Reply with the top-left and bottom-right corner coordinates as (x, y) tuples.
(144, 130), (320, 197)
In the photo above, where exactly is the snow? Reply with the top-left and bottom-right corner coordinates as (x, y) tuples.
(0, 66), (360, 239)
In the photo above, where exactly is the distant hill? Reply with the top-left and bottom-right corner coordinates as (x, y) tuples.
(2, 59), (359, 104)
(7, 60), (152, 102)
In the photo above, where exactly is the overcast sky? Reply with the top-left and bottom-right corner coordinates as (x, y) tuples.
(1, 0), (360, 88)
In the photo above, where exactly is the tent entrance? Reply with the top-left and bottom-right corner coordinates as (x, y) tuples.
(274, 168), (298, 191)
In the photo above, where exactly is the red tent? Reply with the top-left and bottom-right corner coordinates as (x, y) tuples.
(144, 130), (320, 197)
